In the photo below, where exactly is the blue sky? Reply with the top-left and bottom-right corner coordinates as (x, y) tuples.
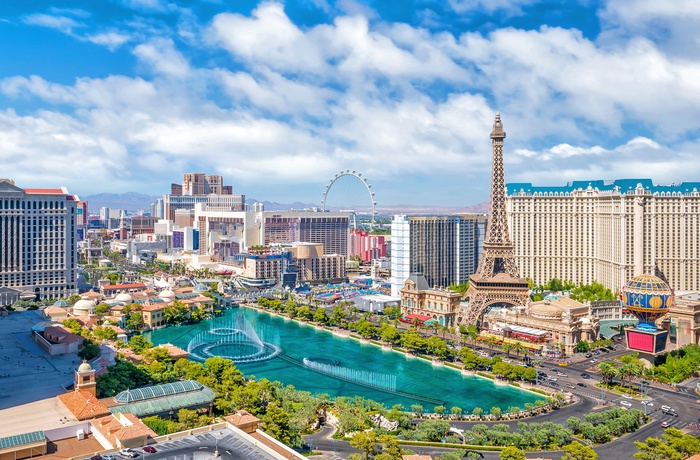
(2, 0), (700, 207)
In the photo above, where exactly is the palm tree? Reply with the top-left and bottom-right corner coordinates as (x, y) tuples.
(513, 341), (525, 359)
(598, 362), (618, 388)
(486, 336), (497, 354)
(619, 362), (640, 389)
(502, 343), (513, 358)
(467, 324), (479, 347)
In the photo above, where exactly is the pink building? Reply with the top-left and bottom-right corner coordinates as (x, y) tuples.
(349, 229), (386, 263)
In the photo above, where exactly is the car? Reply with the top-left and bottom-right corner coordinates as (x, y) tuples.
(662, 409), (679, 417)
(558, 362), (569, 367)
(547, 376), (558, 382)
(661, 421), (670, 428)
(556, 371), (566, 376)
(593, 350), (600, 355)
(602, 348), (610, 353)
(550, 382), (560, 387)
(590, 359), (598, 363)
(565, 383), (575, 389)
(90, 456), (102, 460)
(585, 353), (593, 358)
(622, 394), (633, 399)
(661, 405), (672, 412)
(142, 446), (157, 454)
(103, 455), (115, 460)
(119, 450), (136, 459)
(577, 382), (587, 387)
(620, 400), (632, 407)
(581, 373), (591, 378)
(642, 401), (653, 406)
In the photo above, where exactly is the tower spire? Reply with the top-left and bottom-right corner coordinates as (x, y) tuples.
(459, 112), (529, 326)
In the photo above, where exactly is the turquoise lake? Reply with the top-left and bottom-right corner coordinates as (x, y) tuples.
(145, 307), (543, 411)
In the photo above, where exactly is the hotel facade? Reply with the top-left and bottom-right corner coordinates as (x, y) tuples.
(507, 179), (700, 292)
(0, 178), (79, 301)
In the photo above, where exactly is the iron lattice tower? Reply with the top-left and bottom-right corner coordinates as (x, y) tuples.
(459, 112), (530, 326)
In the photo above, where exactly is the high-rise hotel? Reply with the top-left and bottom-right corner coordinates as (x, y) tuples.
(0, 178), (79, 301)
(507, 178), (700, 292)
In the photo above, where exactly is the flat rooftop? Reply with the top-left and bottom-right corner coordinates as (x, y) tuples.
(0, 397), (77, 438)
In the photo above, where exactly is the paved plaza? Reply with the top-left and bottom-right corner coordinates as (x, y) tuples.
(0, 311), (84, 411)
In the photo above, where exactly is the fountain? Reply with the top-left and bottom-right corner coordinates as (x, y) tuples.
(187, 313), (282, 363)
(302, 357), (397, 392)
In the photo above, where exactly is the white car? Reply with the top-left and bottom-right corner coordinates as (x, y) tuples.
(556, 371), (566, 376)
(622, 394), (633, 399)
(642, 401), (654, 406)
(547, 376), (558, 382)
(620, 400), (632, 407)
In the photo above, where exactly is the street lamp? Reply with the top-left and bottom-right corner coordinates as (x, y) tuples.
(214, 431), (222, 457)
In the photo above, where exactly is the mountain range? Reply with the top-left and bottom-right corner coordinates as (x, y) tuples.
(83, 192), (488, 215)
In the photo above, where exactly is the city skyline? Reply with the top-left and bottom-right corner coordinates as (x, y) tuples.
(2, 1), (699, 205)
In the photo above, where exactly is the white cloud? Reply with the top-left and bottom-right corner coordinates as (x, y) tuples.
(23, 14), (83, 33)
(447, 0), (539, 15)
(85, 32), (131, 50)
(134, 38), (190, 77)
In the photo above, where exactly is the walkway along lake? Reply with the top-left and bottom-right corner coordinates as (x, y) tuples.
(145, 307), (543, 411)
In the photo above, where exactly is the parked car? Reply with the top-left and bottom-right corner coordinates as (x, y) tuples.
(142, 446), (157, 454)
(103, 455), (115, 460)
(585, 353), (593, 358)
(661, 422), (670, 428)
(119, 450), (137, 459)
(593, 350), (600, 355)
(90, 456), (102, 460)
(577, 382), (586, 387)
(620, 400), (632, 407)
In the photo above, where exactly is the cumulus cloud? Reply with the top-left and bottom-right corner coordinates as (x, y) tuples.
(3, 0), (700, 204)
(134, 38), (190, 77)
(23, 14), (83, 33)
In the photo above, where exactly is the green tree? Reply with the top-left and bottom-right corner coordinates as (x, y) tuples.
(383, 305), (400, 320)
(380, 324), (401, 344)
(472, 407), (483, 418)
(426, 335), (449, 359)
(93, 325), (117, 341)
(331, 305), (347, 326)
(349, 430), (378, 459)
(296, 305), (312, 321)
(597, 361), (618, 387)
(96, 360), (153, 397)
(125, 311), (143, 331)
(141, 346), (172, 364)
(500, 446), (526, 460)
(78, 339), (101, 360)
(67, 294), (82, 305)
(95, 303), (111, 317)
(357, 321), (377, 340)
(490, 407), (502, 419)
(401, 328), (425, 353)
(313, 307), (330, 324)
(450, 406), (463, 419)
(142, 416), (183, 435)
(434, 405), (446, 417)
(411, 404), (424, 417)
(163, 300), (190, 324)
(562, 442), (598, 460)
(127, 334), (152, 354)
(261, 402), (294, 445)
(577, 340), (591, 353)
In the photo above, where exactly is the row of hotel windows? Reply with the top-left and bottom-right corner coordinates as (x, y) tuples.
(1, 200), (68, 210)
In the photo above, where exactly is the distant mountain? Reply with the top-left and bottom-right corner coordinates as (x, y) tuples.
(83, 193), (489, 215)
(247, 199), (321, 211)
(83, 192), (161, 213)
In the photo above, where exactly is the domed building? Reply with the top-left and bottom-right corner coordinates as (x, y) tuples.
(159, 289), (176, 303)
(621, 274), (673, 355)
(482, 294), (600, 358)
(72, 298), (95, 316)
(114, 292), (133, 304)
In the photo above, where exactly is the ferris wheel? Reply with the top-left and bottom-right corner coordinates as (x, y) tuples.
(322, 170), (377, 229)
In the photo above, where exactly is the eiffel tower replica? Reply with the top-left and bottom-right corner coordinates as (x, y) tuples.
(460, 112), (530, 326)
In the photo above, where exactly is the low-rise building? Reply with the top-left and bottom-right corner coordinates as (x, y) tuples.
(400, 274), (462, 327)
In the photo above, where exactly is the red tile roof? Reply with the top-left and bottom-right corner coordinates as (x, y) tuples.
(58, 391), (111, 420)
(23, 188), (66, 194)
(91, 413), (156, 445)
(103, 283), (147, 290)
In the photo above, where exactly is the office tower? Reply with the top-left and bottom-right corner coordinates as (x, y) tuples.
(0, 178), (79, 300)
(507, 178), (700, 292)
(460, 112), (529, 326)
(390, 214), (486, 297)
